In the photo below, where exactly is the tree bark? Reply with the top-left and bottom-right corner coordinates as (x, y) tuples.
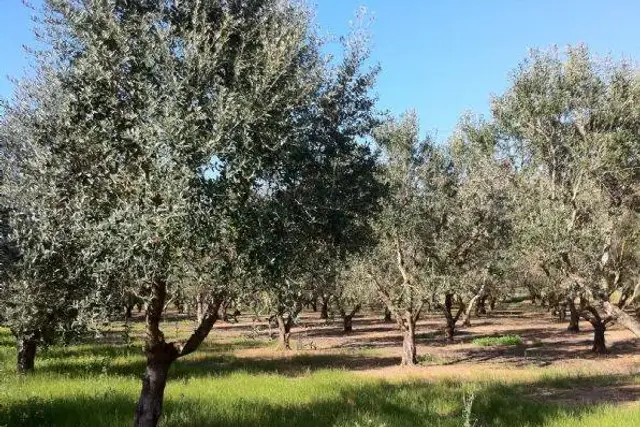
(340, 304), (360, 333)
(591, 322), (607, 354)
(476, 295), (487, 315)
(343, 315), (354, 333)
(320, 297), (329, 320)
(195, 293), (207, 325)
(133, 343), (178, 427)
(125, 304), (134, 321)
(276, 314), (292, 350)
(567, 299), (580, 333)
(383, 307), (393, 323)
(400, 314), (417, 366)
(442, 293), (463, 341)
(133, 278), (221, 427)
(581, 306), (608, 354)
(601, 301), (640, 338)
(462, 285), (486, 327)
(17, 334), (38, 374)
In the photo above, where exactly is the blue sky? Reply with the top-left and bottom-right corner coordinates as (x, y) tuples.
(2, 0), (640, 140)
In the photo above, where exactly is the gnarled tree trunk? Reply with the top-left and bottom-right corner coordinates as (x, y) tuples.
(581, 305), (608, 354)
(133, 343), (178, 427)
(134, 279), (221, 427)
(400, 314), (417, 366)
(591, 321), (607, 354)
(442, 293), (463, 341)
(601, 301), (640, 338)
(567, 299), (580, 333)
(16, 333), (38, 374)
(340, 304), (360, 333)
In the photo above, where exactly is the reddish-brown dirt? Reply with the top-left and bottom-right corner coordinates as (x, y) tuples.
(203, 304), (639, 381)
(146, 302), (640, 407)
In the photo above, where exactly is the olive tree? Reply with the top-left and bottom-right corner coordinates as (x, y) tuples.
(493, 46), (640, 353)
(0, 70), (102, 373)
(365, 112), (455, 365)
(3, 1), (328, 426)
(240, 33), (383, 349)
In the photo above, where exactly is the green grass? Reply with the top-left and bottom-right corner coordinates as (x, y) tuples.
(472, 334), (523, 347)
(1, 327), (638, 427)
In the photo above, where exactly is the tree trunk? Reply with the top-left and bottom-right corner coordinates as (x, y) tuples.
(343, 315), (353, 333)
(558, 303), (567, 322)
(591, 321), (607, 354)
(17, 335), (37, 374)
(442, 293), (461, 341)
(276, 315), (292, 350)
(320, 297), (329, 320)
(400, 315), (417, 366)
(488, 294), (496, 312)
(383, 307), (393, 323)
(476, 295), (487, 315)
(133, 343), (178, 427)
(567, 299), (580, 333)
(339, 304), (360, 334)
(125, 304), (134, 321)
(602, 301), (640, 338)
(444, 319), (455, 341)
(462, 285), (486, 327)
(195, 294), (207, 325)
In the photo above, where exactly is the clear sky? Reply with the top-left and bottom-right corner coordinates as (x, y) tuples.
(2, 0), (640, 140)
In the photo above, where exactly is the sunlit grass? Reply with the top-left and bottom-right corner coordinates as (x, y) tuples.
(1, 327), (638, 427)
(472, 334), (523, 347)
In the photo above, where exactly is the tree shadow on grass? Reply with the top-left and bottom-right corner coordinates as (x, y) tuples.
(34, 349), (402, 379)
(2, 373), (637, 427)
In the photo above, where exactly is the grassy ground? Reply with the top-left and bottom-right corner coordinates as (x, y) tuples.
(1, 317), (639, 427)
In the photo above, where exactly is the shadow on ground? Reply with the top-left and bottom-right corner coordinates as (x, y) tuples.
(2, 373), (637, 427)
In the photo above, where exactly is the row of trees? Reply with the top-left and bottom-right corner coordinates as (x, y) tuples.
(1, 1), (639, 426)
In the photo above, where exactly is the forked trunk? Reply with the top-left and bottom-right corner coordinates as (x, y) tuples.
(400, 315), (417, 366)
(276, 315), (292, 350)
(591, 321), (607, 354)
(567, 300), (580, 333)
(17, 335), (38, 374)
(133, 343), (178, 427)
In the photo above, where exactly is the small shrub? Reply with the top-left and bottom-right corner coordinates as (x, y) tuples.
(472, 335), (522, 347)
